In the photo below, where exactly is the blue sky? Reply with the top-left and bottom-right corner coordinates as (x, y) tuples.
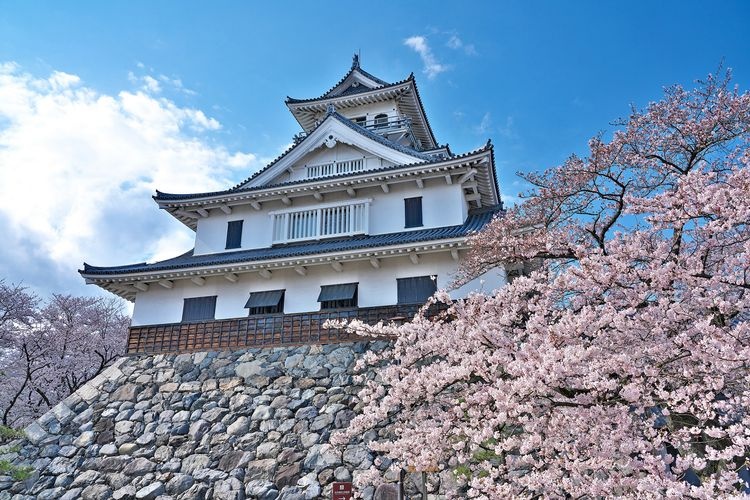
(1, 1), (749, 301)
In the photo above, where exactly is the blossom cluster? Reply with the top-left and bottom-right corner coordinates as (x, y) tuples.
(334, 70), (750, 498)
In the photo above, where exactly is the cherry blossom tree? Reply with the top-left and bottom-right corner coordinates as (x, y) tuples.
(0, 282), (129, 426)
(336, 70), (750, 497)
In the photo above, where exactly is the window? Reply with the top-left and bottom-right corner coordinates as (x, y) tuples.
(373, 113), (389, 128)
(318, 283), (358, 310)
(397, 276), (437, 304)
(225, 220), (243, 249)
(404, 197), (423, 228)
(182, 296), (217, 322)
(245, 290), (285, 315)
(353, 116), (367, 126)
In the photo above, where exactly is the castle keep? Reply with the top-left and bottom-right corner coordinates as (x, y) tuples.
(79, 54), (505, 354)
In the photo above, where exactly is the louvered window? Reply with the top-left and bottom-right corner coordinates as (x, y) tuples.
(397, 276), (437, 304)
(181, 296), (217, 322)
(404, 197), (423, 228)
(318, 283), (358, 310)
(225, 220), (243, 249)
(245, 290), (285, 315)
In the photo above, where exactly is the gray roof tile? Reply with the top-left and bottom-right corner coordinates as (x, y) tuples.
(154, 111), (472, 203)
(81, 206), (503, 277)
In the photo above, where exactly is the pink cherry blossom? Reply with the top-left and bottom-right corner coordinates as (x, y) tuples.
(334, 69), (750, 498)
(0, 283), (129, 426)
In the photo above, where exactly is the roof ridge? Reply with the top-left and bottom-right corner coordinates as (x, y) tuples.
(286, 74), (412, 105)
(287, 55), (391, 104)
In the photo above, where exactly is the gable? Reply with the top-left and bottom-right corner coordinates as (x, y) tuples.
(238, 113), (429, 189)
(324, 70), (382, 98)
(264, 142), (396, 185)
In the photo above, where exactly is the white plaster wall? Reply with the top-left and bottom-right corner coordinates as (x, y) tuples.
(193, 180), (468, 255)
(368, 180), (465, 234)
(449, 266), (507, 300)
(130, 251), (506, 326)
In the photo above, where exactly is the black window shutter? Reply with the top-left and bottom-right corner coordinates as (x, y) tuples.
(182, 296), (217, 322)
(226, 220), (243, 249)
(404, 197), (423, 228)
(397, 276), (437, 304)
(318, 283), (359, 310)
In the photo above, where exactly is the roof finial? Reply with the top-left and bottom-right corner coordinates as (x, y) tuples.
(352, 52), (360, 69)
(326, 103), (336, 115)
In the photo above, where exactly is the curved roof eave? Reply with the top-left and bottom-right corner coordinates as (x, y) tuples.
(153, 140), (493, 205)
(220, 110), (431, 193)
(286, 75), (438, 150)
(80, 206), (503, 279)
(303, 56), (391, 102)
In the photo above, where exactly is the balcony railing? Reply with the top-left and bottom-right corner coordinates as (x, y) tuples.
(305, 158), (365, 178)
(360, 115), (419, 150)
(358, 115), (412, 133)
(270, 200), (370, 244)
(126, 303), (449, 355)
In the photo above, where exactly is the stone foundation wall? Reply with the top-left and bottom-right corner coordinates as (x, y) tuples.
(0, 342), (456, 500)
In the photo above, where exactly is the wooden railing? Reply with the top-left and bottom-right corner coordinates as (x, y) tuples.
(126, 303), (449, 355)
(270, 200), (370, 244)
(361, 115), (412, 132)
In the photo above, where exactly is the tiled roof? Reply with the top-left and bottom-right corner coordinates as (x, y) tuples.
(331, 112), (433, 160)
(286, 73), (411, 104)
(224, 110), (432, 192)
(213, 111), (432, 192)
(286, 55), (390, 103)
(335, 83), (379, 97)
(81, 206), (503, 277)
(287, 70), (438, 152)
(153, 139), (493, 203)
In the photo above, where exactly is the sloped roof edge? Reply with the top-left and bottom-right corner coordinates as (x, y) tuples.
(80, 206), (503, 277)
(153, 140), (493, 203)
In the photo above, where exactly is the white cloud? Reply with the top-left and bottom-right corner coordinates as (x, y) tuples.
(474, 113), (517, 140)
(128, 70), (197, 96)
(0, 63), (260, 298)
(142, 75), (161, 93)
(404, 36), (449, 79)
(158, 74), (197, 96)
(446, 35), (476, 56)
(474, 112), (493, 134)
(497, 115), (517, 139)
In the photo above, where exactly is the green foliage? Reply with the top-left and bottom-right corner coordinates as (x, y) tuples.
(454, 464), (472, 478)
(472, 448), (499, 461)
(0, 444), (21, 454)
(0, 426), (25, 441)
(0, 460), (34, 480)
(453, 438), (502, 481)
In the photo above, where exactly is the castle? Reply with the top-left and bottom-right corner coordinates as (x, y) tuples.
(2, 55), (508, 500)
(80, 55), (505, 354)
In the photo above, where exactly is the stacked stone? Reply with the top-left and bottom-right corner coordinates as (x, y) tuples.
(0, 341), (451, 500)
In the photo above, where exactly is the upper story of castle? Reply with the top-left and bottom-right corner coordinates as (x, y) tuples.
(81, 55), (503, 302)
(285, 54), (438, 152)
(151, 55), (501, 256)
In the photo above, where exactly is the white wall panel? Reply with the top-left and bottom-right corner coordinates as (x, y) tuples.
(130, 251), (506, 326)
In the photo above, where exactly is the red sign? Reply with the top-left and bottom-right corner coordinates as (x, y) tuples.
(332, 482), (353, 500)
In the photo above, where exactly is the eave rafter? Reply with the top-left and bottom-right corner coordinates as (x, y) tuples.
(83, 240), (470, 302)
(158, 150), (495, 230)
